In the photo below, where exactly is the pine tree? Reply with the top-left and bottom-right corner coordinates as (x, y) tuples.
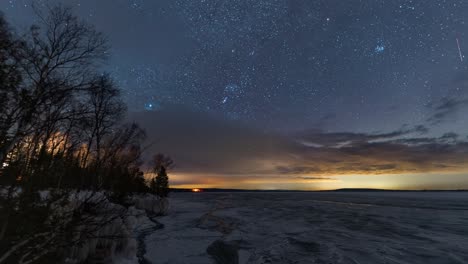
(152, 166), (169, 198)
(150, 154), (173, 198)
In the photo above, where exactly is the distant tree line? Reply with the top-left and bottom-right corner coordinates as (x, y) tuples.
(0, 5), (172, 263)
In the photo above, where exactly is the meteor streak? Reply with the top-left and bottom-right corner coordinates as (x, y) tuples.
(456, 37), (463, 62)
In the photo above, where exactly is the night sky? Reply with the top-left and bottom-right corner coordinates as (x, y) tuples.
(3, 0), (468, 190)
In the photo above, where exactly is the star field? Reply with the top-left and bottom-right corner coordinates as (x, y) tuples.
(3, 0), (468, 189)
(4, 0), (467, 134)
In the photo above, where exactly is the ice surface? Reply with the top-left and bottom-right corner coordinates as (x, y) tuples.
(145, 192), (468, 264)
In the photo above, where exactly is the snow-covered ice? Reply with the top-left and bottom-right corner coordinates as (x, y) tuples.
(144, 192), (468, 264)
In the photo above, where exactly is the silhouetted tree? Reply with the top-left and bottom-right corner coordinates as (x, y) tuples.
(150, 154), (173, 198)
(0, 14), (23, 166)
(81, 74), (126, 187)
(0, 5), (108, 166)
(151, 166), (168, 198)
(0, 5), (159, 263)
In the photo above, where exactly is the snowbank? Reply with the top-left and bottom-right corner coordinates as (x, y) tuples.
(53, 192), (164, 263)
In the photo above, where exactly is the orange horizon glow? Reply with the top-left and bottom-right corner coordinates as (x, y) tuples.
(162, 171), (468, 191)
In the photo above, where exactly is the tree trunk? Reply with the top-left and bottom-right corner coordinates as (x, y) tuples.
(0, 137), (17, 166)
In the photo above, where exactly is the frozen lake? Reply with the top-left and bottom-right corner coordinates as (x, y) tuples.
(144, 192), (468, 264)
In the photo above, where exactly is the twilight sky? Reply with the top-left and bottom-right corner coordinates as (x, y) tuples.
(3, 0), (468, 190)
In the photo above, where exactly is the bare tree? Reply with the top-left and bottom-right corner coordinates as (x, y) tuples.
(0, 5), (168, 263)
(151, 153), (175, 173)
(81, 74), (126, 187)
(0, 5), (108, 165)
(0, 15), (23, 165)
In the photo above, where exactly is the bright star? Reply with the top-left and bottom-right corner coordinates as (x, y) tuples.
(144, 102), (158, 111)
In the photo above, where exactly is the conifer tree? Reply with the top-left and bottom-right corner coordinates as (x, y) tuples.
(150, 154), (173, 198)
(155, 166), (169, 197)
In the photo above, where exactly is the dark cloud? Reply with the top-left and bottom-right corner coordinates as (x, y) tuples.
(276, 166), (323, 174)
(295, 125), (428, 148)
(389, 132), (459, 145)
(130, 108), (468, 179)
(439, 132), (459, 142)
(426, 97), (468, 125)
(129, 106), (296, 174)
(288, 140), (468, 176)
(296, 176), (336, 181)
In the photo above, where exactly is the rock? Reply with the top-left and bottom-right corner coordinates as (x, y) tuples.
(207, 240), (239, 264)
